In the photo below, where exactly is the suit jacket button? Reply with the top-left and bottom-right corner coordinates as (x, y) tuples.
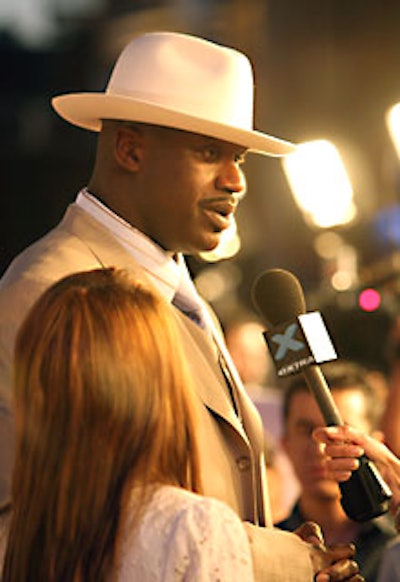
(237, 456), (250, 471)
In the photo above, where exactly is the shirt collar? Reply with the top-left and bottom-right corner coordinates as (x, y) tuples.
(75, 188), (190, 303)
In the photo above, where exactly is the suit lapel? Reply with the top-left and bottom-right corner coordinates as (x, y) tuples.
(171, 308), (248, 437)
(62, 204), (257, 444)
(60, 204), (147, 273)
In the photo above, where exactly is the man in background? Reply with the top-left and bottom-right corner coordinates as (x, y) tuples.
(277, 360), (397, 581)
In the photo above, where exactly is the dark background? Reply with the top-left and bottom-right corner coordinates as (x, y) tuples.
(2, 0), (400, 371)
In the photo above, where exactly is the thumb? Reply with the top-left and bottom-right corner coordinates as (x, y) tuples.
(294, 521), (325, 547)
(326, 542), (357, 560)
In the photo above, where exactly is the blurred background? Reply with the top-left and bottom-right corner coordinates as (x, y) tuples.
(3, 0), (400, 375)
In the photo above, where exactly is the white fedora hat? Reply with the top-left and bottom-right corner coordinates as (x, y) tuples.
(52, 31), (295, 156)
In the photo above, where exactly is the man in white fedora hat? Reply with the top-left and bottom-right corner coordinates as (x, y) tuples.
(0, 31), (361, 580)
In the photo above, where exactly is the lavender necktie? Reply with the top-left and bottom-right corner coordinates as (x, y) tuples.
(172, 287), (207, 329)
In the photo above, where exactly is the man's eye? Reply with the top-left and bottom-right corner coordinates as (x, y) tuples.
(296, 423), (315, 438)
(202, 147), (219, 162)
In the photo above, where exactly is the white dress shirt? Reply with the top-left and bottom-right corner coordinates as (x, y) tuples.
(76, 189), (206, 320)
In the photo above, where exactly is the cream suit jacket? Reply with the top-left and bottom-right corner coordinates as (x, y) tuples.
(0, 203), (313, 580)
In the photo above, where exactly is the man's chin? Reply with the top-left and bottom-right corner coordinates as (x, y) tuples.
(197, 230), (240, 261)
(203, 239), (221, 252)
(311, 481), (341, 500)
(188, 237), (221, 256)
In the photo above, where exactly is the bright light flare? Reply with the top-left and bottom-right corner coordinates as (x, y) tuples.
(198, 218), (241, 262)
(282, 140), (357, 228)
(386, 103), (400, 159)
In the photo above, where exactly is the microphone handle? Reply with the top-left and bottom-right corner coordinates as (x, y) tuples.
(339, 455), (392, 522)
(302, 366), (343, 426)
(302, 365), (392, 522)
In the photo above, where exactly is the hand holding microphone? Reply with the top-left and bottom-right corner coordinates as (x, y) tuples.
(314, 424), (400, 530)
(252, 268), (392, 522)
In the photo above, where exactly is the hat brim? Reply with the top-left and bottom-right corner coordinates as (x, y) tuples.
(51, 93), (296, 157)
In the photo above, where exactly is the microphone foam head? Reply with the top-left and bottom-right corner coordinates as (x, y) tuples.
(251, 268), (306, 327)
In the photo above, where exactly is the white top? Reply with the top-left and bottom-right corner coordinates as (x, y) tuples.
(0, 487), (253, 581)
(117, 485), (254, 581)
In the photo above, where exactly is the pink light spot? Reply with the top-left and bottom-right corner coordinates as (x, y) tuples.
(358, 288), (381, 312)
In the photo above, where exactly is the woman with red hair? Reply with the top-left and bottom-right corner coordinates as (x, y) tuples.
(1, 268), (253, 581)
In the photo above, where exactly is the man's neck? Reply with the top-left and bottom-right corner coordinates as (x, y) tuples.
(298, 495), (360, 545)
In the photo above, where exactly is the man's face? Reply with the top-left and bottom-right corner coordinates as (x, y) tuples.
(282, 387), (372, 500)
(133, 126), (247, 254)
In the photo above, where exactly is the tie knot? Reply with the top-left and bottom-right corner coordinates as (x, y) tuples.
(172, 288), (207, 329)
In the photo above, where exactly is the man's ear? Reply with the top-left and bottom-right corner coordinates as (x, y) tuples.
(114, 125), (144, 171)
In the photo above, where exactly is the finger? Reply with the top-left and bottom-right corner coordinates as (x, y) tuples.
(324, 558), (359, 581)
(324, 444), (364, 460)
(295, 521), (325, 547)
(313, 425), (361, 445)
(333, 577), (365, 582)
(313, 426), (351, 443)
(316, 575), (364, 582)
(325, 458), (360, 471)
(325, 470), (353, 482)
(326, 543), (357, 560)
(325, 459), (360, 480)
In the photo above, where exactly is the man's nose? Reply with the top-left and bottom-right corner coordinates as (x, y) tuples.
(216, 163), (247, 196)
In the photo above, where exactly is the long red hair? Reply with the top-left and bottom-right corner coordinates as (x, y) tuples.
(3, 268), (202, 581)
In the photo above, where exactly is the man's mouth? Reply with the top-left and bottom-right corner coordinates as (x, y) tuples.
(200, 199), (237, 230)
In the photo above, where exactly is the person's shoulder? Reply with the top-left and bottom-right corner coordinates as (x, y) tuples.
(159, 487), (254, 579)
(377, 534), (400, 581)
(359, 513), (398, 541)
(383, 533), (400, 552)
(154, 486), (247, 540)
(0, 203), (110, 293)
(156, 486), (242, 523)
(184, 490), (244, 525)
(120, 487), (254, 581)
(1, 204), (78, 287)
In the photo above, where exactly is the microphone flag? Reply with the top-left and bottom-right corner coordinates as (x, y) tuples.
(264, 311), (337, 377)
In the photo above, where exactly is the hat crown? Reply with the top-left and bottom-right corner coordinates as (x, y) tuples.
(106, 32), (254, 131)
(51, 31), (295, 156)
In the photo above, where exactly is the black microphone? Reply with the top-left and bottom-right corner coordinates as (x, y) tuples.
(252, 268), (392, 522)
